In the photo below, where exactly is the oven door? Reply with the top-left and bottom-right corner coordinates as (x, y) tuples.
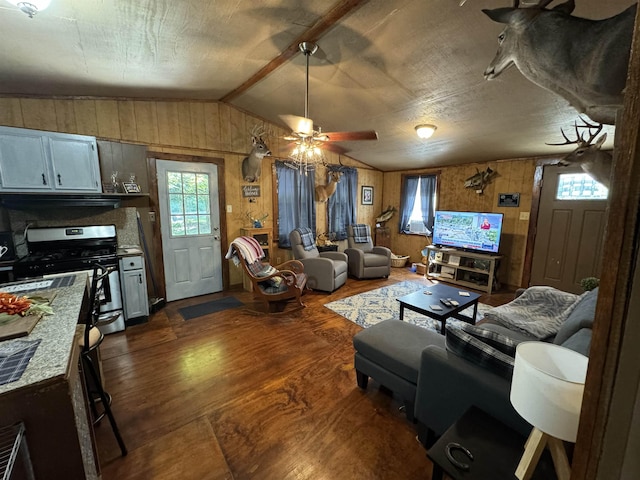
(96, 267), (125, 334)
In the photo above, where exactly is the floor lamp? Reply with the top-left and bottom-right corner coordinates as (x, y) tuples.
(510, 342), (589, 480)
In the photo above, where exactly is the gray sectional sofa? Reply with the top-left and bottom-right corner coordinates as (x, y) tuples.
(352, 285), (598, 447)
(414, 286), (597, 445)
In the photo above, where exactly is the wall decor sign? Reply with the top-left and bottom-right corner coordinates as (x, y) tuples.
(242, 185), (261, 198)
(122, 182), (141, 194)
(361, 186), (374, 205)
(498, 193), (520, 207)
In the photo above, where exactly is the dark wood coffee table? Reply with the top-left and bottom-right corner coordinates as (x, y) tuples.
(396, 283), (481, 334)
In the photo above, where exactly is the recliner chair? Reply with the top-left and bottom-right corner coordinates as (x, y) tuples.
(345, 224), (391, 279)
(289, 228), (348, 292)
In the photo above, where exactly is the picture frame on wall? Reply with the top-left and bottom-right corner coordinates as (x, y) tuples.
(361, 186), (373, 205)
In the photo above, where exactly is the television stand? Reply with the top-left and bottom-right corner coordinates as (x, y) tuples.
(425, 245), (502, 294)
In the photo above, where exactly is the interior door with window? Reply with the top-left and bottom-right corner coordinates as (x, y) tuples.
(157, 159), (222, 301)
(530, 165), (608, 293)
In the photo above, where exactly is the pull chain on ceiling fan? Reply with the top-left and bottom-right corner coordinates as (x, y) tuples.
(280, 42), (378, 169)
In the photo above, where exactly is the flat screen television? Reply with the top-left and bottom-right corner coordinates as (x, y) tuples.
(432, 210), (504, 254)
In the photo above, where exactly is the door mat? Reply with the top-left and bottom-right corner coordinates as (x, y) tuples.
(179, 296), (244, 320)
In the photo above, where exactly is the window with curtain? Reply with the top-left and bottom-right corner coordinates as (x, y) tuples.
(399, 174), (438, 235)
(327, 165), (357, 240)
(275, 160), (316, 248)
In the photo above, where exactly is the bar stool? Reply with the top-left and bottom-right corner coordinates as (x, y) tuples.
(78, 265), (127, 457)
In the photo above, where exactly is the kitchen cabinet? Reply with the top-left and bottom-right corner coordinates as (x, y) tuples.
(119, 254), (149, 323)
(0, 126), (101, 193)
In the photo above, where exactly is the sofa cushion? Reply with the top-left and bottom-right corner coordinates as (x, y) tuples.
(553, 287), (598, 346)
(353, 319), (443, 384)
(482, 286), (579, 339)
(560, 328), (592, 356)
(445, 325), (514, 380)
(461, 324), (522, 356)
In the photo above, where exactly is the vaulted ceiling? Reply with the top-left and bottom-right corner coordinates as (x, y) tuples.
(0, 0), (629, 170)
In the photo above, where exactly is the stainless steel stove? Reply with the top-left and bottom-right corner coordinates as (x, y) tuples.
(13, 225), (125, 334)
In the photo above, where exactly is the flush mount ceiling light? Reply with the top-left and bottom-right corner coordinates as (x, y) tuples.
(415, 124), (437, 139)
(6, 0), (51, 18)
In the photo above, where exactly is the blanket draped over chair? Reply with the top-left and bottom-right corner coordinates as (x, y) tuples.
(226, 236), (307, 313)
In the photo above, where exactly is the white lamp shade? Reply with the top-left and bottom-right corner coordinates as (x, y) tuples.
(510, 342), (588, 442)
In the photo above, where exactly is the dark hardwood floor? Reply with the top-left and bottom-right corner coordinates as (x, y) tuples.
(95, 268), (515, 480)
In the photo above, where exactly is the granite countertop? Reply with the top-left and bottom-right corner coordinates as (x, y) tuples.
(117, 245), (143, 257)
(0, 271), (89, 395)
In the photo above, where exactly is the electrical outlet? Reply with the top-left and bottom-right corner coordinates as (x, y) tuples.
(276, 257), (281, 264)
(148, 211), (156, 222)
(519, 212), (530, 221)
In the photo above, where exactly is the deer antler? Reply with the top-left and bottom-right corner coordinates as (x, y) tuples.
(250, 124), (267, 139)
(547, 117), (603, 146)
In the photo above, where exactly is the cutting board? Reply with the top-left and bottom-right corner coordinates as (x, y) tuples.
(0, 292), (56, 342)
(0, 314), (44, 341)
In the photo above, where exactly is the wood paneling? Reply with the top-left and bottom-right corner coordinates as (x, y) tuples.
(382, 159), (536, 289)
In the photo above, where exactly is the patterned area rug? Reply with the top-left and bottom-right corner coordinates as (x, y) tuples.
(325, 280), (493, 332)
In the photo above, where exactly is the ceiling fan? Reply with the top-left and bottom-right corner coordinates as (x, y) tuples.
(280, 42), (378, 160)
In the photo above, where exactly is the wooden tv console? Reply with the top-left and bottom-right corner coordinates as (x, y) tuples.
(425, 245), (502, 294)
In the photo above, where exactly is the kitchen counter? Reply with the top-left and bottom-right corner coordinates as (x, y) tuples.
(0, 271), (99, 479)
(117, 245), (143, 257)
(0, 271), (89, 395)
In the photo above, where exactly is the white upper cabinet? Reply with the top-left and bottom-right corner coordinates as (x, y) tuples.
(0, 126), (102, 193)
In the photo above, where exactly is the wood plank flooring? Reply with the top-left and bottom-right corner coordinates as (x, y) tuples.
(95, 268), (514, 480)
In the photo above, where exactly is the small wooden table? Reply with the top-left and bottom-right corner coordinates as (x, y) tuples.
(396, 283), (481, 334)
(427, 406), (557, 480)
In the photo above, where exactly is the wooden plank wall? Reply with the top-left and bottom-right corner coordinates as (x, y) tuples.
(0, 97), (382, 287)
(382, 158), (537, 289)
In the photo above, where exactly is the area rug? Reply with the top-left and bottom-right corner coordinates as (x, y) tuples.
(324, 281), (493, 332)
(179, 296), (244, 320)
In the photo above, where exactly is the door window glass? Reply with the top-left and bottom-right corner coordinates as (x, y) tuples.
(167, 171), (212, 236)
(556, 173), (608, 200)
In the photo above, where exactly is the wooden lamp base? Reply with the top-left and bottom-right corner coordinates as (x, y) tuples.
(516, 427), (571, 480)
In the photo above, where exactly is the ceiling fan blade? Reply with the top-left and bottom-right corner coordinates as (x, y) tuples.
(279, 114), (314, 136)
(319, 142), (349, 155)
(321, 130), (378, 142)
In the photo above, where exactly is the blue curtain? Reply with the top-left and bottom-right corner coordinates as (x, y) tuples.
(275, 161), (316, 248)
(399, 176), (419, 233)
(328, 165), (357, 240)
(420, 175), (437, 234)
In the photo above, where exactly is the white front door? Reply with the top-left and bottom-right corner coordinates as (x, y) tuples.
(157, 159), (222, 301)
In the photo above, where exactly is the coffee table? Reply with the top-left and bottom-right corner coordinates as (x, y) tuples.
(396, 283), (481, 334)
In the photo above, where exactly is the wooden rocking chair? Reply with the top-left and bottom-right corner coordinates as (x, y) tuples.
(227, 236), (308, 313)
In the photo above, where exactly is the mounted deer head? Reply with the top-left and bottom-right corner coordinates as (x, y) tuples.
(315, 170), (343, 202)
(547, 118), (612, 188)
(482, 0), (636, 125)
(242, 125), (272, 183)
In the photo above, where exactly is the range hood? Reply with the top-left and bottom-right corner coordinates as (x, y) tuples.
(0, 193), (132, 209)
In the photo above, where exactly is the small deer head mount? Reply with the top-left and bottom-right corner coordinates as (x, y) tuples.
(242, 125), (272, 183)
(315, 169), (343, 202)
(547, 118), (612, 188)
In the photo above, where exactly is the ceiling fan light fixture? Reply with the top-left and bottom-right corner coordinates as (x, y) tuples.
(415, 124), (437, 139)
(7, 0), (51, 17)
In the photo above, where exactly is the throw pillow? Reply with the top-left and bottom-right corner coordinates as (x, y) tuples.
(482, 286), (579, 339)
(445, 325), (515, 380)
(461, 324), (521, 356)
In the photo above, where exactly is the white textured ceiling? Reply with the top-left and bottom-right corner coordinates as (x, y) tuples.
(0, 0), (629, 170)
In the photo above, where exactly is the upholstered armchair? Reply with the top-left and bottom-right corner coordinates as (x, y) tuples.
(345, 224), (391, 279)
(289, 228), (348, 292)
